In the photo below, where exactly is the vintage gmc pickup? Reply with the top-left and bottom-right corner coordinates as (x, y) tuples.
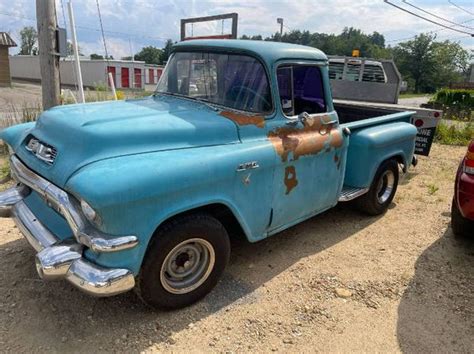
(0, 40), (420, 309)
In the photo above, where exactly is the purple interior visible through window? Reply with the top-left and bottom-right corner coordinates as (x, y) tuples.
(277, 65), (326, 116)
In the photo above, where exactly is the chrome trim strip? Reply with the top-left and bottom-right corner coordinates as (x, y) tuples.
(9, 155), (138, 252)
(338, 186), (370, 202)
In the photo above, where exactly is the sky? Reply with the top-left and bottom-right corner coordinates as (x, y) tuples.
(0, 0), (472, 59)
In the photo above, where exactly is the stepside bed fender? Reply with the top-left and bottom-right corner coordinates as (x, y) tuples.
(344, 122), (418, 188)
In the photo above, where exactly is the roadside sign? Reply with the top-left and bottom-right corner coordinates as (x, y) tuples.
(411, 111), (442, 156)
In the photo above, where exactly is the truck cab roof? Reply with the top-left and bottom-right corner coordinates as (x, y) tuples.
(173, 39), (328, 66)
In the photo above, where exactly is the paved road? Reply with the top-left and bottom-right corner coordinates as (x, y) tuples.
(398, 95), (431, 108)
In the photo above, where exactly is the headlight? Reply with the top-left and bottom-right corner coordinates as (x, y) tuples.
(80, 199), (100, 225)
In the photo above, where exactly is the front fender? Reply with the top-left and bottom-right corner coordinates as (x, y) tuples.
(66, 141), (275, 274)
(344, 122), (417, 188)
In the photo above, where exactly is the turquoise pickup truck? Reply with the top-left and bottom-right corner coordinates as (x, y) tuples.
(0, 40), (419, 309)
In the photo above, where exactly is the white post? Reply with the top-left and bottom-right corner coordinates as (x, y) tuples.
(67, 1), (85, 103)
(108, 72), (117, 100)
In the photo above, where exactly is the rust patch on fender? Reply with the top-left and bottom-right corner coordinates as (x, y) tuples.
(220, 111), (265, 128)
(268, 115), (344, 162)
(284, 166), (298, 195)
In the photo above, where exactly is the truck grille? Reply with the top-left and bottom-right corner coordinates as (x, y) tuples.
(25, 136), (57, 165)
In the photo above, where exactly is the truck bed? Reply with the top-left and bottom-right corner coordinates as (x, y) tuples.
(335, 99), (442, 156)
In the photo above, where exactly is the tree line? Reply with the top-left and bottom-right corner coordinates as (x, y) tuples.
(241, 28), (472, 93)
(16, 25), (472, 93)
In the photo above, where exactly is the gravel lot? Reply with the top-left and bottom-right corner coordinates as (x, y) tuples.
(0, 143), (472, 352)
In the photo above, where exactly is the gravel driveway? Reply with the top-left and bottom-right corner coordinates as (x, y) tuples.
(0, 143), (472, 352)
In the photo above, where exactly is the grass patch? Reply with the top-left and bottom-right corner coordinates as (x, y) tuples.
(434, 122), (473, 146)
(399, 93), (432, 99)
(426, 183), (439, 195)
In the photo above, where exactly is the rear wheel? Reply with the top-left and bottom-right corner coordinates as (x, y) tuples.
(137, 213), (230, 309)
(356, 159), (399, 216)
(451, 199), (473, 238)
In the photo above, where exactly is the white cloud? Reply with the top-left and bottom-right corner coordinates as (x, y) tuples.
(79, 37), (132, 58)
(2, 0), (472, 56)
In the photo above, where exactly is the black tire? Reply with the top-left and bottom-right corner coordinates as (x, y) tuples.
(356, 159), (399, 216)
(451, 199), (474, 238)
(137, 213), (230, 310)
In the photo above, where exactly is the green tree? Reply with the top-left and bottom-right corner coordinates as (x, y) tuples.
(19, 26), (37, 55)
(160, 39), (174, 64)
(392, 34), (437, 93)
(134, 46), (162, 64)
(90, 53), (104, 60)
(392, 34), (471, 92)
(431, 40), (471, 87)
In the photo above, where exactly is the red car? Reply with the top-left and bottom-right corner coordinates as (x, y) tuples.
(452, 140), (474, 237)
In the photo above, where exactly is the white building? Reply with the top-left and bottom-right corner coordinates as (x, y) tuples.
(9, 55), (163, 89)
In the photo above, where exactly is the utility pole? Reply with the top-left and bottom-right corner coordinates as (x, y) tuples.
(36, 0), (60, 110)
(277, 18), (284, 41)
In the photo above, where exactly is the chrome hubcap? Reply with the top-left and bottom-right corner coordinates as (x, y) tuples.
(160, 238), (215, 294)
(376, 170), (395, 204)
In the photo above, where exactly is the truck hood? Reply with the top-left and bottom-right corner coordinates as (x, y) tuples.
(11, 95), (240, 188)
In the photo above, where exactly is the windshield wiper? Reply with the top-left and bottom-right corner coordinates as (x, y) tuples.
(156, 92), (220, 112)
(193, 97), (220, 111)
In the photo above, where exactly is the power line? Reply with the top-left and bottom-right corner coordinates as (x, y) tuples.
(402, 0), (474, 30)
(0, 11), (168, 42)
(386, 18), (474, 42)
(448, 0), (474, 16)
(384, 0), (474, 36)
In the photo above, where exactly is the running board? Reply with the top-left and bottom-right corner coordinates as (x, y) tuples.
(338, 186), (369, 202)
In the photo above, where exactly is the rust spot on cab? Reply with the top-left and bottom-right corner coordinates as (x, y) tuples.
(284, 166), (298, 195)
(268, 115), (343, 162)
(220, 111), (265, 128)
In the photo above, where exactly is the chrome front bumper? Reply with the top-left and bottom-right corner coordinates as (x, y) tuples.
(0, 156), (136, 296)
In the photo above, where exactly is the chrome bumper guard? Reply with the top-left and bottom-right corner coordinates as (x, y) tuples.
(0, 156), (136, 296)
(8, 155), (138, 253)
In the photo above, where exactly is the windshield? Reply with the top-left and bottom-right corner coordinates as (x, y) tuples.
(156, 52), (272, 114)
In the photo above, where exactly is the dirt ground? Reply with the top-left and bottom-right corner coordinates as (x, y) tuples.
(0, 143), (472, 353)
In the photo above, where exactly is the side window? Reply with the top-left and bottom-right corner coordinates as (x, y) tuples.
(277, 65), (326, 116)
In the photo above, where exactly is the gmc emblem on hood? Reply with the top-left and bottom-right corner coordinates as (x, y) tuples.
(25, 137), (57, 165)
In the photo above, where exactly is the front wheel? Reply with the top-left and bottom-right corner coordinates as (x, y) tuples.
(137, 213), (230, 309)
(356, 159), (399, 216)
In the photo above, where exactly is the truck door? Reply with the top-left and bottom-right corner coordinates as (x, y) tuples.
(267, 63), (348, 232)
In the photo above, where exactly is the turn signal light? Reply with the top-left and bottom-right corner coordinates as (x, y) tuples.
(464, 149), (474, 175)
